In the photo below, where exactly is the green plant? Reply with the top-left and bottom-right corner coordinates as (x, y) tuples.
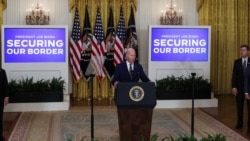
(8, 76), (65, 93)
(33, 79), (50, 92)
(18, 77), (34, 92)
(8, 79), (22, 94)
(139, 133), (160, 141)
(155, 75), (212, 93)
(66, 136), (98, 141)
(49, 77), (65, 91)
(200, 133), (226, 141)
(64, 133), (226, 141)
(162, 134), (198, 141)
(150, 133), (160, 141)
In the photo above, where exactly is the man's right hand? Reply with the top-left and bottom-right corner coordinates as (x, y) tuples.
(114, 81), (119, 88)
(245, 93), (250, 100)
(232, 88), (238, 96)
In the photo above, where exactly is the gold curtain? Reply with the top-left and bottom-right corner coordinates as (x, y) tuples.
(69, 0), (137, 100)
(69, 0), (137, 35)
(0, 0), (6, 25)
(197, 0), (250, 94)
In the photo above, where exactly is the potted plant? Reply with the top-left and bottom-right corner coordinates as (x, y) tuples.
(8, 76), (65, 103)
(156, 75), (212, 100)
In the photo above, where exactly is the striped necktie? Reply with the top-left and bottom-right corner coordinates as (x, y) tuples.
(243, 59), (248, 93)
(244, 59), (247, 73)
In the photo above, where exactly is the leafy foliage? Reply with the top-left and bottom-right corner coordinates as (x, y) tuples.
(50, 77), (65, 91)
(8, 76), (65, 93)
(162, 134), (198, 141)
(200, 133), (226, 141)
(156, 75), (212, 93)
(66, 136), (98, 141)
(65, 133), (226, 141)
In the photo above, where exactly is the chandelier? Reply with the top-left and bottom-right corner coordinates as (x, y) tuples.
(160, 0), (183, 25)
(25, 2), (50, 25)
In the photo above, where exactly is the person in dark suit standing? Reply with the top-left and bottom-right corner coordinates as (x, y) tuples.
(232, 45), (250, 129)
(112, 48), (150, 87)
(0, 68), (9, 141)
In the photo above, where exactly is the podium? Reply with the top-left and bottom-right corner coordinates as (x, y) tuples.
(115, 82), (157, 141)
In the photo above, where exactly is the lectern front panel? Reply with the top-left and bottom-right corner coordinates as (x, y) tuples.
(115, 82), (156, 109)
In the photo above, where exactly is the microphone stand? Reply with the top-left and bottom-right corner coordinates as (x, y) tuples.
(191, 72), (196, 137)
(89, 74), (95, 141)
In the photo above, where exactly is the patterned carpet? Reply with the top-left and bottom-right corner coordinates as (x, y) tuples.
(7, 107), (248, 141)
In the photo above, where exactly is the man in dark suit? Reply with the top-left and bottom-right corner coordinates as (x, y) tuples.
(112, 48), (150, 87)
(232, 45), (250, 129)
(0, 68), (9, 141)
(112, 48), (151, 141)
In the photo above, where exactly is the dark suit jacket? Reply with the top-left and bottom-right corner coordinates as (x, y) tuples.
(0, 69), (8, 99)
(111, 61), (150, 85)
(232, 58), (250, 93)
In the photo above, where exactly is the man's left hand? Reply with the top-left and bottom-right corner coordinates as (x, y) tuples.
(4, 97), (9, 106)
(245, 94), (250, 100)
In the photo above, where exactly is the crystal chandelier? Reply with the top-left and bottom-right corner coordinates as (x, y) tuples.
(25, 2), (50, 25)
(160, 0), (183, 25)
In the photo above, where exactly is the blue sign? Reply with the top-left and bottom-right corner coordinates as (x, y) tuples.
(151, 27), (209, 61)
(4, 27), (66, 63)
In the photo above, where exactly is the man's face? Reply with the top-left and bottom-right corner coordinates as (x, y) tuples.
(126, 49), (136, 63)
(240, 47), (249, 58)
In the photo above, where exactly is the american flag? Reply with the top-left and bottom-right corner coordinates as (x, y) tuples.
(91, 8), (106, 82)
(69, 8), (82, 82)
(114, 7), (126, 66)
(116, 7), (126, 42)
(126, 5), (138, 63)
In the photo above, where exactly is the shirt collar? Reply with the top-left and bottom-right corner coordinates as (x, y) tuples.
(126, 61), (133, 65)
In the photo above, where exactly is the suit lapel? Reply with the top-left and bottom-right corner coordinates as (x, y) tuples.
(247, 58), (250, 68)
(134, 64), (137, 72)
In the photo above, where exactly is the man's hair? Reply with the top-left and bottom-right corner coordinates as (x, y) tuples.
(240, 45), (249, 51)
